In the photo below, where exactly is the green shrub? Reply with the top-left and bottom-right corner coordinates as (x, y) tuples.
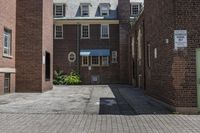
(53, 70), (66, 85)
(64, 71), (81, 85)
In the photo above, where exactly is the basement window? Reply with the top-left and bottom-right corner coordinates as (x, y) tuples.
(45, 52), (51, 81)
(4, 73), (10, 93)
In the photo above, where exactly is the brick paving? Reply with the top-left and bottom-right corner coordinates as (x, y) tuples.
(0, 85), (199, 132)
(0, 113), (200, 133)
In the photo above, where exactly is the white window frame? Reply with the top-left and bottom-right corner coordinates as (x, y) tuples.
(82, 56), (89, 66)
(91, 56), (100, 66)
(100, 4), (109, 17)
(102, 56), (109, 66)
(112, 51), (118, 63)
(101, 24), (109, 39)
(81, 4), (89, 17)
(3, 29), (11, 57)
(55, 3), (65, 17)
(54, 25), (63, 39)
(81, 24), (90, 39)
(131, 3), (141, 16)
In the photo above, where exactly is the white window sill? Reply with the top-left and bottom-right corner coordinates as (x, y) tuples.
(81, 37), (90, 40)
(101, 37), (109, 39)
(3, 55), (13, 59)
(54, 37), (64, 40)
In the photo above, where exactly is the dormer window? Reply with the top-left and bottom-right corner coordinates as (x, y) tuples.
(54, 3), (65, 17)
(81, 4), (90, 17)
(131, 3), (141, 16)
(100, 4), (110, 17)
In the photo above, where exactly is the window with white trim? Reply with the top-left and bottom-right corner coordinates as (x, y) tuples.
(81, 4), (89, 17)
(54, 4), (65, 17)
(131, 3), (140, 16)
(54, 25), (63, 39)
(3, 29), (11, 57)
(112, 51), (118, 63)
(100, 4), (109, 16)
(82, 56), (89, 66)
(102, 56), (109, 66)
(101, 24), (109, 39)
(91, 56), (100, 66)
(81, 25), (90, 39)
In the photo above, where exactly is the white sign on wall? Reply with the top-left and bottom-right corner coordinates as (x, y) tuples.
(174, 30), (187, 49)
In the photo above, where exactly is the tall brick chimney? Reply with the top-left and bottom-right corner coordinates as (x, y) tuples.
(118, 0), (131, 84)
(16, 0), (53, 92)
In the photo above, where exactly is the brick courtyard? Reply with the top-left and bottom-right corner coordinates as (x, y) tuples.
(0, 85), (199, 133)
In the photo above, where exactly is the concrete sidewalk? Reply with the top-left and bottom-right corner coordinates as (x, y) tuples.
(0, 85), (169, 114)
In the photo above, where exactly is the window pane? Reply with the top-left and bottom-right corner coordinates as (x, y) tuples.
(92, 56), (99, 65)
(132, 4), (139, 16)
(55, 25), (63, 38)
(101, 25), (109, 38)
(82, 25), (89, 38)
(3, 29), (11, 56)
(82, 5), (89, 16)
(55, 5), (63, 16)
(102, 56), (109, 66)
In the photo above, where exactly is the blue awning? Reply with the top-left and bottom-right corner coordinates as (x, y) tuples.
(80, 49), (110, 56)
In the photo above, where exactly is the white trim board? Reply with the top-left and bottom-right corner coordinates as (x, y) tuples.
(0, 68), (16, 73)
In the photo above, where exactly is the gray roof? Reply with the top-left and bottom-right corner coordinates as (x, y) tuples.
(54, 0), (118, 19)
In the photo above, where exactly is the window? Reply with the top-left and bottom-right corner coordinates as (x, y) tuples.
(101, 24), (109, 39)
(131, 3), (140, 16)
(3, 29), (11, 57)
(45, 52), (51, 81)
(54, 4), (65, 17)
(4, 73), (10, 93)
(68, 52), (76, 63)
(112, 51), (118, 63)
(54, 25), (63, 39)
(82, 56), (89, 66)
(154, 48), (157, 59)
(102, 56), (109, 66)
(91, 56), (100, 66)
(100, 4), (109, 16)
(81, 25), (90, 39)
(81, 4), (89, 17)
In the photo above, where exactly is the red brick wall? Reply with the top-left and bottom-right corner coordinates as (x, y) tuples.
(130, 12), (145, 89)
(42, 0), (53, 91)
(0, 0), (16, 94)
(16, 0), (53, 92)
(118, 0), (131, 84)
(144, 0), (200, 108)
(53, 24), (120, 84)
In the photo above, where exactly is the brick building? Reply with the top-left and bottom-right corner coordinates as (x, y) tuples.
(0, 0), (53, 94)
(0, 0), (16, 94)
(53, 0), (143, 84)
(131, 0), (200, 113)
(16, 0), (53, 92)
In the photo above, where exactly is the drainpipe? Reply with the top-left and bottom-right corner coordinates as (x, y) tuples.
(77, 23), (80, 74)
